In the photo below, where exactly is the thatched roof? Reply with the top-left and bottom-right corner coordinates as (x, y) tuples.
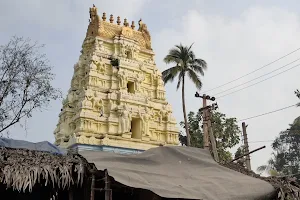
(0, 147), (86, 192)
(222, 162), (300, 200)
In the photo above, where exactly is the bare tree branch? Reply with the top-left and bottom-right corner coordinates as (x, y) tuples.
(295, 89), (300, 107)
(0, 36), (62, 134)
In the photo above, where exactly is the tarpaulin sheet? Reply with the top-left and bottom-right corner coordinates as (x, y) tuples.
(0, 138), (66, 154)
(80, 146), (275, 200)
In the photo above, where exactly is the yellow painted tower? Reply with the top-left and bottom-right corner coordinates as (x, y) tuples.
(54, 5), (179, 152)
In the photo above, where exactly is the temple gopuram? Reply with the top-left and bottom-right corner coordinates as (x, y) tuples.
(53, 5), (179, 153)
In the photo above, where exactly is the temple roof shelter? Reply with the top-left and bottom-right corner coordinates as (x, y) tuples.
(82, 146), (276, 200)
(1, 138), (300, 200)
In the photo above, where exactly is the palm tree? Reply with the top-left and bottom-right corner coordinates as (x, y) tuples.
(257, 159), (280, 176)
(162, 44), (207, 146)
(257, 164), (279, 176)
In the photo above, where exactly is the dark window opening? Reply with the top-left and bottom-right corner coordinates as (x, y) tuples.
(125, 50), (132, 59)
(127, 81), (135, 93)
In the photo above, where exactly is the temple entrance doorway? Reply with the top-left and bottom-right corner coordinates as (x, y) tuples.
(131, 118), (141, 139)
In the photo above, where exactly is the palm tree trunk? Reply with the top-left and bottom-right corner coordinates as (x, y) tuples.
(182, 75), (190, 146)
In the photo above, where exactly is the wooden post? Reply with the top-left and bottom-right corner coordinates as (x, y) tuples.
(90, 174), (95, 200)
(242, 122), (251, 170)
(68, 187), (73, 200)
(208, 111), (219, 162)
(202, 94), (209, 150)
(104, 170), (111, 200)
(230, 146), (265, 163)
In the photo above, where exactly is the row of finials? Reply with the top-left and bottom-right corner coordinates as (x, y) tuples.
(101, 12), (139, 30)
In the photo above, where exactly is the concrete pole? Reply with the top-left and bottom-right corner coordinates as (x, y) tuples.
(202, 94), (209, 150)
(208, 110), (219, 162)
(242, 122), (251, 170)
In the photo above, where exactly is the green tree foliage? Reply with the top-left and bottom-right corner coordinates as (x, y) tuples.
(162, 44), (207, 146)
(234, 145), (246, 167)
(211, 112), (241, 161)
(179, 110), (241, 161)
(179, 111), (203, 148)
(257, 117), (300, 182)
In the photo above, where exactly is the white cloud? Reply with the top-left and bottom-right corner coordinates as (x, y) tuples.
(153, 6), (300, 170)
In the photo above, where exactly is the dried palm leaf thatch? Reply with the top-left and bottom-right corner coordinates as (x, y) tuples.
(222, 162), (300, 200)
(0, 147), (86, 193)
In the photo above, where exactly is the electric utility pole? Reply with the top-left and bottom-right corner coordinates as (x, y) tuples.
(202, 94), (208, 150)
(242, 122), (251, 170)
(207, 103), (219, 162)
(195, 92), (215, 150)
(196, 92), (219, 162)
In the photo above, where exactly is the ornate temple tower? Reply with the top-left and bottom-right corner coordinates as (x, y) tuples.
(54, 5), (179, 153)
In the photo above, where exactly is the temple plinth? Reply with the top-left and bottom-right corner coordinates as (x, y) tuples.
(53, 5), (180, 153)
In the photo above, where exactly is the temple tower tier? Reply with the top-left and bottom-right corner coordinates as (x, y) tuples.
(54, 5), (180, 153)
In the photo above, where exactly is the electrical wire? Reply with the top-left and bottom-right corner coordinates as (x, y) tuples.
(248, 140), (274, 143)
(245, 129), (300, 143)
(203, 47), (300, 93)
(216, 63), (300, 99)
(237, 104), (297, 122)
(213, 58), (300, 96)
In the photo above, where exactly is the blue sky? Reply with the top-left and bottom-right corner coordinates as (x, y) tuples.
(1, 0), (300, 171)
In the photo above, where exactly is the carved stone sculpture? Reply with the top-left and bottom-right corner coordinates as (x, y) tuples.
(117, 105), (131, 133)
(94, 98), (104, 114)
(117, 71), (127, 89)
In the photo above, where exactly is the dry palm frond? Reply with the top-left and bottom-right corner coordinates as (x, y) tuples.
(222, 162), (300, 200)
(0, 147), (86, 192)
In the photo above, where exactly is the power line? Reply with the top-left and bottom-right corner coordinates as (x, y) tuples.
(213, 58), (300, 96)
(203, 47), (300, 93)
(248, 140), (274, 143)
(247, 131), (300, 144)
(238, 104), (297, 122)
(245, 129), (300, 144)
(216, 63), (300, 99)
